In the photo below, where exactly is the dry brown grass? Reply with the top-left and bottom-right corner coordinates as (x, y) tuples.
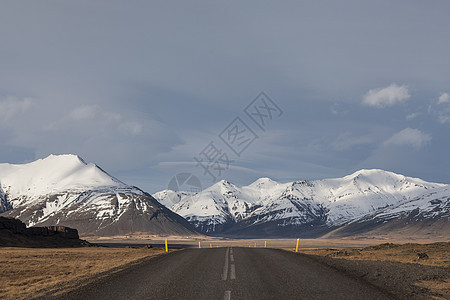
(0, 247), (166, 299)
(296, 242), (450, 267)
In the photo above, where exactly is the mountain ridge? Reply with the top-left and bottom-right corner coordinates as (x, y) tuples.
(153, 169), (449, 237)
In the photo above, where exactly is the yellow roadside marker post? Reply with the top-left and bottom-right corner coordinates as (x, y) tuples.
(165, 239), (168, 252)
(254, 243), (256, 248)
(198, 241), (201, 248)
(295, 239), (300, 252)
(210, 243), (212, 248)
(265, 241), (267, 248)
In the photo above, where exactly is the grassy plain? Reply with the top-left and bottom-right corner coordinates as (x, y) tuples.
(0, 247), (165, 299)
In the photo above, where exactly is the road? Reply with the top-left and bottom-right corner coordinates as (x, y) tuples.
(59, 247), (394, 300)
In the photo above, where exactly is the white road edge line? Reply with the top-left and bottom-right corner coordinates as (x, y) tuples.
(222, 247), (229, 280)
(224, 290), (231, 300)
(230, 254), (234, 262)
(230, 263), (236, 280)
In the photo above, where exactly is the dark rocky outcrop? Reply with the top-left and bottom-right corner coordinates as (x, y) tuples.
(0, 216), (88, 247)
(27, 226), (79, 239)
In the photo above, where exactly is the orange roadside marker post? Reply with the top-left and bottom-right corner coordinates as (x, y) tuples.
(265, 241), (267, 248)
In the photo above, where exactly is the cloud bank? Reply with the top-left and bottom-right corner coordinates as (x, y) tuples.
(1, 1), (450, 191)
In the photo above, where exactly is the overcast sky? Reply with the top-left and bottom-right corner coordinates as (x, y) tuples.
(1, 1), (449, 193)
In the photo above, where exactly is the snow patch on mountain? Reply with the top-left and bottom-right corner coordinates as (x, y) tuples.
(0, 154), (123, 200)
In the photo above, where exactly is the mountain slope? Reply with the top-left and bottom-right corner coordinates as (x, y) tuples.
(0, 155), (197, 236)
(154, 170), (449, 237)
(324, 184), (450, 238)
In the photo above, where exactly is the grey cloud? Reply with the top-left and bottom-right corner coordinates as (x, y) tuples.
(383, 128), (431, 149)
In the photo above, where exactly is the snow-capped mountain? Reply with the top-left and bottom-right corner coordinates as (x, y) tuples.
(153, 170), (450, 237)
(0, 155), (196, 236)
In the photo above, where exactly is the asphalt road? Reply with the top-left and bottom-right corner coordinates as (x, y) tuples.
(59, 247), (394, 300)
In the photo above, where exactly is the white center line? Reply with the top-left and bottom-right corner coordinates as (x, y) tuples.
(224, 290), (231, 300)
(230, 263), (236, 280)
(222, 247), (229, 280)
